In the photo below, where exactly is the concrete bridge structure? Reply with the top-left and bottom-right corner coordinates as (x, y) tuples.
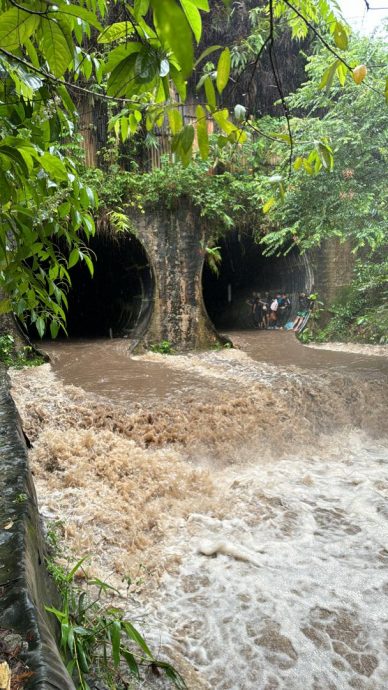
(64, 206), (354, 350)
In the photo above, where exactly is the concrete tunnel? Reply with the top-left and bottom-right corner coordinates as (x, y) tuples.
(60, 223), (312, 343)
(64, 232), (154, 338)
(201, 230), (313, 330)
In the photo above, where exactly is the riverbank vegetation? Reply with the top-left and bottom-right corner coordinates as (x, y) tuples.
(45, 553), (186, 690)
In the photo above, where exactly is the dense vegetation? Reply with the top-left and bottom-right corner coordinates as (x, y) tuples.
(81, 31), (387, 343)
(0, 0), (386, 343)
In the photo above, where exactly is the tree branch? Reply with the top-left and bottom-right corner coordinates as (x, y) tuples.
(8, 0), (49, 15)
(282, 0), (353, 72)
(0, 48), (152, 107)
(269, 0), (293, 177)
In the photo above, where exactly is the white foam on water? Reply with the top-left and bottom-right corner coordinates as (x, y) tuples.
(141, 432), (388, 690)
(10, 343), (388, 689)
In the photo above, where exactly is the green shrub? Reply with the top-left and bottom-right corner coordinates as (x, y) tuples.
(0, 334), (44, 368)
(150, 340), (174, 354)
(46, 557), (185, 690)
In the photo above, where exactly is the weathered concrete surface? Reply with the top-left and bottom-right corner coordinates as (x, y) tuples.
(310, 240), (354, 306)
(0, 366), (75, 690)
(135, 206), (221, 350)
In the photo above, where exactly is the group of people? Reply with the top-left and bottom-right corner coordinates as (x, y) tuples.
(247, 291), (291, 330)
(247, 289), (317, 331)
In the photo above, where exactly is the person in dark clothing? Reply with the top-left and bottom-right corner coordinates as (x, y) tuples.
(278, 292), (291, 327)
(293, 292), (310, 331)
(254, 292), (263, 328)
(247, 292), (261, 328)
(259, 291), (271, 329)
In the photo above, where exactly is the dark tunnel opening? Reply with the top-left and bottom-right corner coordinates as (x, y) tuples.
(60, 233), (154, 338)
(202, 231), (312, 330)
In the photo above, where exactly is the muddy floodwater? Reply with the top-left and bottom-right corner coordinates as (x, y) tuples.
(10, 332), (388, 690)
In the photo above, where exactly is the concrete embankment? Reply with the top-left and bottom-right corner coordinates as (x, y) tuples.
(0, 367), (75, 689)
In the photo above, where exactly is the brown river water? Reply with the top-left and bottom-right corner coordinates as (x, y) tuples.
(10, 332), (388, 690)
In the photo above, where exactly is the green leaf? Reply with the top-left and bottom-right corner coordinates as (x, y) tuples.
(135, 46), (159, 83)
(316, 142), (334, 171)
(57, 84), (77, 117)
(68, 248), (80, 269)
(122, 650), (140, 678)
(336, 61), (348, 87)
(385, 77), (388, 104)
(50, 320), (60, 339)
(319, 60), (339, 91)
(82, 215), (95, 236)
(40, 153), (68, 181)
(168, 109), (183, 134)
(191, 0), (209, 9)
(180, 0), (202, 43)
(0, 8), (40, 51)
(45, 605), (67, 621)
(24, 38), (40, 69)
(293, 156), (303, 171)
(0, 299), (12, 315)
(40, 19), (74, 77)
(83, 254), (94, 277)
(194, 44), (221, 67)
(216, 47), (230, 95)
(134, 0), (150, 19)
(107, 54), (137, 97)
(204, 75), (216, 109)
(180, 124), (195, 153)
(213, 108), (236, 135)
(110, 621), (121, 667)
(66, 556), (88, 582)
(122, 621), (153, 658)
(76, 640), (89, 673)
(170, 64), (187, 100)
(333, 22), (348, 50)
(67, 625), (75, 654)
(98, 21), (135, 43)
(151, 0), (194, 79)
(55, 4), (103, 31)
(104, 42), (142, 74)
(36, 316), (45, 338)
(196, 105), (209, 159)
(0, 146), (29, 177)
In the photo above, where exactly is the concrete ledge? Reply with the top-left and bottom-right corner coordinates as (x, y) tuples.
(0, 367), (75, 690)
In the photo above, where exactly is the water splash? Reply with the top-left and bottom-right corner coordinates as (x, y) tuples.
(9, 338), (388, 689)
(142, 434), (388, 689)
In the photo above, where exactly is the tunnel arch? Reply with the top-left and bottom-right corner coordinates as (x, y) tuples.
(63, 231), (155, 339)
(201, 230), (313, 330)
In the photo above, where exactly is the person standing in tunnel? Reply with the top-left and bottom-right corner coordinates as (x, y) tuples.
(247, 291), (260, 328)
(293, 292), (310, 331)
(254, 293), (263, 328)
(259, 292), (271, 328)
(278, 292), (291, 327)
(269, 293), (281, 328)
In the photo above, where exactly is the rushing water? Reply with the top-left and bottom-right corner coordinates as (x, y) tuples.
(10, 332), (388, 690)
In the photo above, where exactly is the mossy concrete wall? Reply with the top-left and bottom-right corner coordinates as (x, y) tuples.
(134, 206), (220, 350)
(0, 367), (75, 690)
